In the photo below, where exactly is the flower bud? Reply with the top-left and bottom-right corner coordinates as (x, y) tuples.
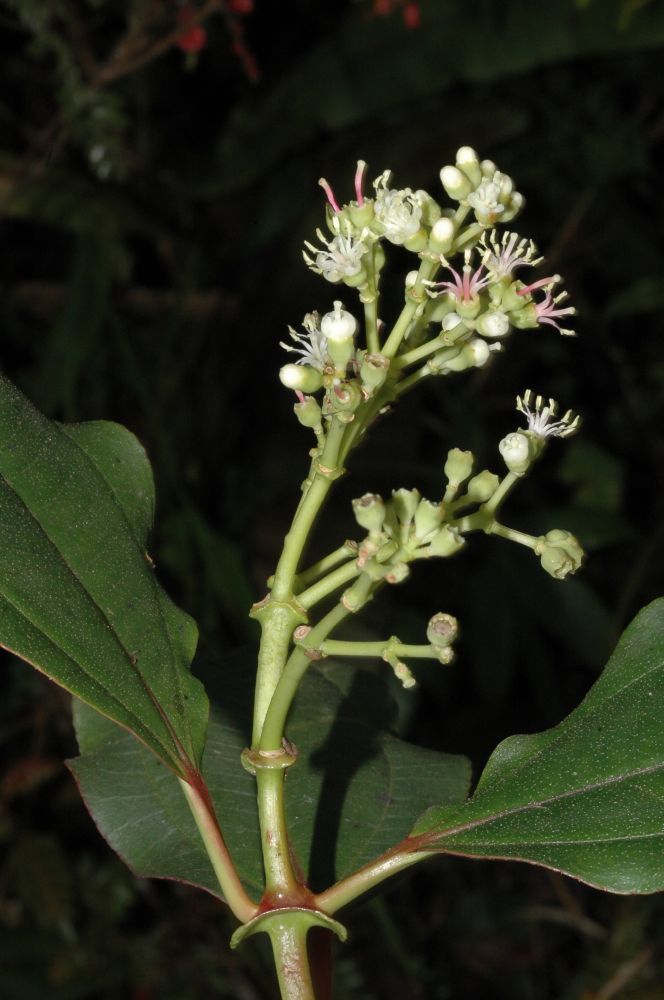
(327, 381), (362, 414)
(429, 216), (456, 254)
(393, 661), (417, 689)
(427, 612), (459, 648)
(444, 338), (491, 371)
(352, 493), (386, 535)
(466, 470), (500, 502)
(428, 524), (465, 557)
(413, 498), (444, 541)
(280, 364), (324, 393)
(392, 487), (420, 526)
(499, 431), (531, 475)
(294, 395), (322, 428)
(476, 310), (510, 339)
(386, 561), (410, 584)
(444, 448), (473, 491)
(455, 145), (482, 187)
(321, 300), (358, 371)
(536, 529), (584, 580)
(440, 165), (472, 201)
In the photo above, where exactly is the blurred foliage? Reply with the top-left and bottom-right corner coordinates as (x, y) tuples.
(2, 0), (664, 996)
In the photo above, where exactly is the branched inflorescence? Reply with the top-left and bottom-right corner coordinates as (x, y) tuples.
(278, 147), (584, 688)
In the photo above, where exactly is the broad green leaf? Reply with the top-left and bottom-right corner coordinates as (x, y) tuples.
(412, 599), (664, 894)
(0, 375), (207, 774)
(70, 656), (471, 898)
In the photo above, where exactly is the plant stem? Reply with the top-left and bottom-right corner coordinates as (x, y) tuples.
(364, 294), (379, 355)
(319, 638), (437, 659)
(267, 915), (317, 1000)
(316, 844), (430, 915)
(297, 560), (360, 610)
(178, 777), (257, 923)
(295, 541), (357, 590)
(256, 768), (299, 891)
(381, 258), (439, 358)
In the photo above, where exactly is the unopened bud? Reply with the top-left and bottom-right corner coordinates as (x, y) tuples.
(440, 165), (472, 201)
(392, 487), (421, 525)
(499, 432), (531, 475)
(280, 364), (324, 393)
(429, 216), (456, 253)
(352, 493), (386, 535)
(428, 524), (465, 558)
(476, 310), (510, 339)
(444, 448), (474, 491)
(536, 529), (584, 580)
(427, 612), (459, 648)
(321, 300), (358, 371)
(393, 661), (417, 689)
(413, 498), (444, 541)
(455, 145), (482, 187)
(466, 470), (500, 502)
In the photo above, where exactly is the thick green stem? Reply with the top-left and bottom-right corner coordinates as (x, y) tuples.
(382, 258), (439, 358)
(364, 294), (380, 355)
(256, 768), (298, 892)
(178, 777), (257, 923)
(268, 915), (317, 1000)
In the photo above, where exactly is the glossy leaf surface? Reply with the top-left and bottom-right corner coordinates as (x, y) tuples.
(71, 656), (471, 898)
(413, 599), (664, 893)
(0, 375), (208, 774)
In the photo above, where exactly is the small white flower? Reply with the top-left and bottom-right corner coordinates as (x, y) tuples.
(280, 312), (328, 370)
(476, 309), (510, 339)
(373, 171), (422, 245)
(516, 389), (580, 438)
(480, 230), (543, 280)
(467, 176), (506, 225)
(303, 217), (370, 283)
(320, 301), (358, 343)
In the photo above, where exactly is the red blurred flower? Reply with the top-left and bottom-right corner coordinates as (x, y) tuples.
(176, 6), (207, 54)
(402, 1), (421, 29)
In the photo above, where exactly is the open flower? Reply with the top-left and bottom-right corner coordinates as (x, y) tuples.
(480, 230), (542, 280)
(516, 390), (580, 438)
(303, 218), (370, 283)
(517, 276), (577, 336)
(428, 250), (490, 304)
(280, 312), (328, 370)
(373, 171), (423, 244)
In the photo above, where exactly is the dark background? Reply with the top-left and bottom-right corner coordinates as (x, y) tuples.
(1, 0), (664, 996)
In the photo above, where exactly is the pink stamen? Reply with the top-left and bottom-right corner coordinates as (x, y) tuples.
(517, 275), (558, 296)
(318, 177), (341, 214)
(354, 160), (367, 206)
(295, 390), (306, 404)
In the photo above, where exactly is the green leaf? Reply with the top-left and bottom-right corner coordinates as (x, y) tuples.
(70, 656), (471, 898)
(0, 374), (207, 775)
(412, 598), (664, 894)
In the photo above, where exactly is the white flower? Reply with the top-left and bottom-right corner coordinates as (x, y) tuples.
(280, 312), (328, 370)
(480, 230), (543, 280)
(303, 218), (370, 283)
(516, 389), (580, 438)
(467, 176), (506, 225)
(373, 171), (422, 245)
(476, 309), (510, 338)
(499, 431), (531, 472)
(320, 301), (357, 343)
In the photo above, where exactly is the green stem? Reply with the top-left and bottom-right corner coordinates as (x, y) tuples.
(364, 294), (380, 355)
(488, 522), (539, 549)
(295, 541), (357, 590)
(481, 470), (520, 515)
(267, 914), (317, 1000)
(178, 777), (257, 923)
(393, 334), (445, 370)
(260, 600), (352, 752)
(316, 846), (430, 915)
(319, 638), (437, 659)
(297, 560), (360, 610)
(382, 258), (439, 358)
(256, 768), (298, 892)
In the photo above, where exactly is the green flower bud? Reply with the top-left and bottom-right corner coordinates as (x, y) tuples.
(294, 395), (322, 428)
(444, 448), (474, 492)
(385, 561), (410, 584)
(392, 488), (421, 525)
(352, 493), (386, 534)
(499, 431), (531, 475)
(280, 364), (324, 394)
(443, 338), (493, 372)
(440, 165), (473, 201)
(466, 470), (500, 502)
(403, 229), (429, 253)
(455, 145), (482, 187)
(413, 498), (444, 541)
(360, 353), (390, 395)
(428, 216), (456, 254)
(428, 524), (465, 558)
(426, 612), (459, 648)
(536, 529), (584, 580)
